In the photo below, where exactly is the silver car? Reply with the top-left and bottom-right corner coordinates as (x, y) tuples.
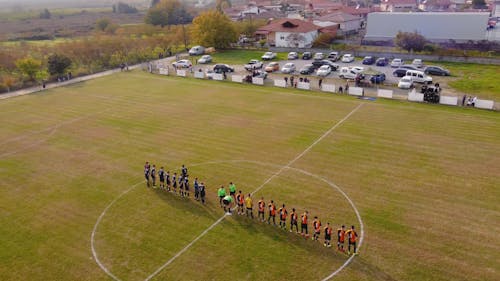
(281, 63), (296, 74)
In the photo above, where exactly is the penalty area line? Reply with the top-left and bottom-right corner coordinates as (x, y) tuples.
(144, 103), (364, 281)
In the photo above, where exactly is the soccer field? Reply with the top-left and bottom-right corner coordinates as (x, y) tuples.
(0, 71), (499, 281)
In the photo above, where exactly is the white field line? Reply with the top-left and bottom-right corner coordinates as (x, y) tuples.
(144, 103), (364, 281)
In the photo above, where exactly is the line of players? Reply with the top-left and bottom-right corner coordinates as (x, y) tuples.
(144, 162), (206, 203)
(217, 184), (359, 255)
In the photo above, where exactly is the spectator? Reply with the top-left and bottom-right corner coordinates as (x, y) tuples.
(290, 76), (294, 86)
(339, 86), (343, 94)
(462, 95), (466, 106)
(318, 79), (323, 89)
(472, 96), (477, 107)
(284, 76), (288, 86)
(345, 82), (349, 93)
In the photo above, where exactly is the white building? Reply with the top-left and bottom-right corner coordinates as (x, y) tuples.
(315, 12), (363, 35)
(255, 19), (321, 48)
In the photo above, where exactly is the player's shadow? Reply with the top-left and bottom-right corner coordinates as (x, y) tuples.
(152, 187), (221, 220)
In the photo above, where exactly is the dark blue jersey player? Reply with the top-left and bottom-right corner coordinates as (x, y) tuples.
(158, 167), (165, 189)
(144, 162), (151, 187)
(184, 176), (190, 197)
(150, 165), (157, 187)
(166, 171), (171, 191)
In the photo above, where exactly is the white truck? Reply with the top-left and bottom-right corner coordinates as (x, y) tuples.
(244, 60), (264, 71)
(261, 52), (277, 60)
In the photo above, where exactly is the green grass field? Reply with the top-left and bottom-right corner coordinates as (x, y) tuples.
(0, 71), (499, 281)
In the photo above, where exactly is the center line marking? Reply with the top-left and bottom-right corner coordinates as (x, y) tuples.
(144, 103), (364, 281)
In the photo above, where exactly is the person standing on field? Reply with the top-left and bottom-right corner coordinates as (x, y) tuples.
(267, 200), (277, 225)
(245, 193), (253, 218)
(236, 191), (245, 215)
(184, 176), (190, 197)
(151, 165), (157, 188)
(158, 167), (165, 189)
(258, 197), (266, 222)
(312, 216), (321, 241)
(229, 182), (237, 201)
(301, 210), (309, 238)
(337, 225), (346, 252)
(278, 204), (288, 230)
(194, 178), (200, 200)
(222, 194), (233, 214)
(144, 162), (151, 187)
(218, 186), (226, 207)
(199, 182), (206, 204)
(172, 172), (178, 193)
(324, 222), (332, 247)
(346, 225), (358, 255)
(290, 208), (299, 233)
(166, 171), (171, 191)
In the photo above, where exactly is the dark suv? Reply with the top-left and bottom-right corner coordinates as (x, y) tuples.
(213, 64), (234, 73)
(302, 52), (312, 60)
(393, 65), (418, 77)
(312, 60), (339, 71)
(299, 64), (315, 75)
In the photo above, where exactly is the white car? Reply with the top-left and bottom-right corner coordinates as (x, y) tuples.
(287, 52), (298, 60)
(261, 52), (277, 60)
(172, 59), (192, 68)
(341, 54), (355, 63)
(351, 66), (364, 74)
(316, 65), (332, 77)
(244, 59), (263, 71)
(197, 55), (212, 64)
(281, 63), (296, 74)
(412, 59), (423, 68)
(313, 53), (324, 60)
(390, 58), (404, 67)
(398, 76), (414, 89)
(338, 67), (358, 79)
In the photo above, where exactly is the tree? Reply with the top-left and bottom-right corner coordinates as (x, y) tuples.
(39, 8), (51, 19)
(2, 74), (17, 92)
(145, 0), (192, 26)
(47, 54), (72, 76)
(145, 7), (169, 27)
(190, 10), (237, 49)
(15, 57), (42, 81)
(114, 2), (138, 14)
(395, 31), (427, 52)
(312, 33), (334, 48)
(472, 0), (486, 8)
(96, 18), (111, 31)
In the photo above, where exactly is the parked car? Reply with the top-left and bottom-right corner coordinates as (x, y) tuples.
(313, 52), (325, 60)
(172, 59), (192, 68)
(197, 55), (212, 64)
(398, 76), (414, 89)
(339, 67), (359, 79)
(287, 52), (299, 60)
(312, 60), (339, 71)
(390, 58), (404, 67)
(189, 45), (205, 56)
(412, 59), (423, 68)
(327, 51), (340, 61)
(376, 57), (389, 66)
(213, 64), (234, 73)
(253, 70), (267, 79)
(302, 52), (312, 60)
(341, 54), (355, 63)
(405, 70), (433, 84)
(370, 73), (386, 84)
(351, 66), (364, 73)
(299, 64), (315, 75)
(281, 63), (296, 73)
(261, 52), (277, 60)
(393, 65), (419, 77)
(265, 62), (280, 72)
(316, 65), (332, 77)
(244, 59), (263, 71)
(362, 56), (375, 65)
(424, 66), (450, 76)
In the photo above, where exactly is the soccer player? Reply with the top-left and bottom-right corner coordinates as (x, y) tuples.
(337, 225), (346, 252)
(151, 165), (156, 187)
(184, 176), (190, 197)
(229, 182), (236, 201)
(301, 210), (309, 237)
(236, 191), (244, 215)
(267, 200), (276, 225)
(217, 186), (226, 207)
(312, 216), (321, 241)
(194, 178), (199, 200)
(144, 162), (151, 187)
(290, 208), (299, 233)
(222, 194), (233, 214)
(158, 167), (165, 189)
(245, 193), (253, 218)
(346, 225), (358, 255)
(258, 197), (265, 222)
(324, 222), (333, 247)
(199, 182), (206, 204)
(178, 174), (184, 196)
(181, 164), (188, 178)
(172, 172), (178, 193)
(166, 171), (171, 191)
(278, 204), (288, 230)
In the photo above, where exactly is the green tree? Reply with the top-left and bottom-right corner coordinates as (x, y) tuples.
(96, 18), (111, 31)
(39, 8), (51, 19)
(395, 31), (427, 52)
(190, 10), (237, 49)
(47, 54), (72, 76)
(15, 57), (43, 81)
(145, 0), (192, 27)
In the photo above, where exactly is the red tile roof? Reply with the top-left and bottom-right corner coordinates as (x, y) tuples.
(256, 18), (321, 33)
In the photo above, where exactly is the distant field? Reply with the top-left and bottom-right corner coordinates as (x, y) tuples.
(0, 72), (499, 281)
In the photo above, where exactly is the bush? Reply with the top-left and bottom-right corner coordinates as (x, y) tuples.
(312, 33), (334, 48)
(423, 44), (436, 53)
(395, 31), (427, 52)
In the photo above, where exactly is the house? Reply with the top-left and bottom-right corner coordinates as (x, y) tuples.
(315, 12), (363, 35)
(364, 12), (490, 43)
(418, 0), (452, 11)
(255, 18), (322, 47)
(380, 0), (417, 12)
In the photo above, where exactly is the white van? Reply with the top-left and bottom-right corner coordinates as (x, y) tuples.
(405, 70), (432, 84)
(189, 46), (205, 56)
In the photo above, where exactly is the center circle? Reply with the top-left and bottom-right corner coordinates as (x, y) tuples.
(91, 159), (364, 281)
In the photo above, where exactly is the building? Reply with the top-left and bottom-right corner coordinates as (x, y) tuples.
(315, 12), (363, 35)
(380, 0), (417, 12)
(255, 18), (322, 47)
(493, 0), (500, 17)
(364, 12), (490, 43)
